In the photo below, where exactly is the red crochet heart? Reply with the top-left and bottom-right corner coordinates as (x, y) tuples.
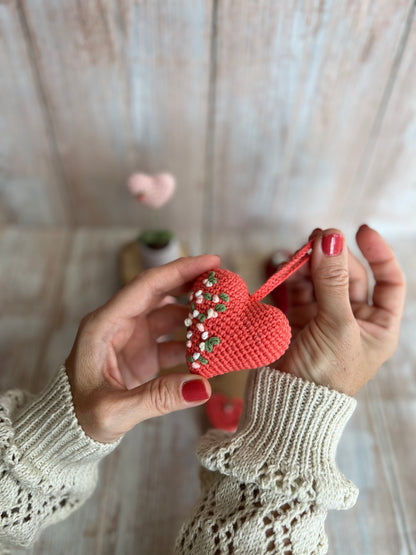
(185, 269), (291, 378)
(205, 393), (243, 432)
(184, 241), (312, 378)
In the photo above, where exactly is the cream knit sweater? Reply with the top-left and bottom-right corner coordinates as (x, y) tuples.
(0, 366), (358, 554)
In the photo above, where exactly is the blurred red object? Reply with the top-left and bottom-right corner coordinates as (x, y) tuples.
(205, 393), (243, 432)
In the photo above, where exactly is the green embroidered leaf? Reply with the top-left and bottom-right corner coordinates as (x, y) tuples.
(203, 292), (212, 301)
(198, 314), (206, 323)
(190, 302), (195, 311)
(208, 271), (216, 280)
(205, 336), (220, 353)
(199, 356), (208, 364)
(187, 356), (193, 363)
(210, 277), (218, 284)
(205, 341), (213, 353)
(215, 304), (227, 312)
(219, 293), (229, 302)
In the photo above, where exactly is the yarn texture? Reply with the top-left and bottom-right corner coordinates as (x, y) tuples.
(185, 241), (312, 378)
(175, 366), (358, 554)
(0, 367), (118, 552)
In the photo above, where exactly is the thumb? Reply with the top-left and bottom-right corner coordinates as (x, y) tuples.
(128, 373), (211, 424)
(311, 229), (354, 323)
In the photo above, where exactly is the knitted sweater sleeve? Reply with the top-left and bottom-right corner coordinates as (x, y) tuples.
(175, 366), (359, 554)
(0, 366), (119, 553)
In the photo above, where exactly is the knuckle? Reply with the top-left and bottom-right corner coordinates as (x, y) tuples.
(150, 380), (175, 415)
(80, 309), (99, 328)
(318, 265), (349, 289)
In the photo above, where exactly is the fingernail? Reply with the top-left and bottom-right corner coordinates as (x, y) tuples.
(322, 234), (343, 256)
(182, 380), (210, 402)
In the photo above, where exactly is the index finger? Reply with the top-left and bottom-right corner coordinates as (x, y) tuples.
(101, 255), (221, 321)
(356, 225), (405, 319)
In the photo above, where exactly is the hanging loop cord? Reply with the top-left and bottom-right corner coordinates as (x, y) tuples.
(250, 240), (313, 303)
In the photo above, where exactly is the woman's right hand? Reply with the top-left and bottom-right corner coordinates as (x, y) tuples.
(276, 225), (405, 396)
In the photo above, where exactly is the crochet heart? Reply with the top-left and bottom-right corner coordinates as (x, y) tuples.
(127, 172), (176, 208)
(185, 241), (312, 378)
(205, 393), (243, 432)
(185, 269), (291, 378)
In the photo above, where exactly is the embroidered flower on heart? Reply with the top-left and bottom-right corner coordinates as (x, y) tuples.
(184, 270), (230, 372)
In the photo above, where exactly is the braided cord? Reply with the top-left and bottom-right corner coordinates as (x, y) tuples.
(251, 240), (313, 302)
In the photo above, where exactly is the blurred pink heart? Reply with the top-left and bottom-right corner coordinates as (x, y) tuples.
(127, 173), (176, 208)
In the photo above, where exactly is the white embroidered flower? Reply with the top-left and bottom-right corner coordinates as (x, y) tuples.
(199, 342), (205, 351)
(196, 296), (203, 304)
(212, 294), (219, 303)
(207, 308), (214, 318)
(192, 362), (200, 369)
(196, 323), (205, 332)
(186, 331), (193, 339)
(193, 352), (200, 360)
(184, 318), (192, 327)
(212, 311), (218, 318)
(206, 282), (213, 288)
(186, 340), (192, 348)
(195, 290), (203, 297)
(201, 331), (209, 340)
(202, 279), (209, 286)
(192, 310), (199, 318)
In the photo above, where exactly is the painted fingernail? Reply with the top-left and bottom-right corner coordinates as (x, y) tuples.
(322, 234), (343, 256)
(182, 380), (210, 402)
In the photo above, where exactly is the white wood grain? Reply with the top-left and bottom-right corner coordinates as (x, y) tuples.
(349, 8), (416, 236)
(0, 1), (69, 225)
(0, 227), (69, 391)
(209, 0), (413, 248)
(17, 0), (212, 251)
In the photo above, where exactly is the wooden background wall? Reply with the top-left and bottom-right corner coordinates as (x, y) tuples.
(1, 0), (416, 250)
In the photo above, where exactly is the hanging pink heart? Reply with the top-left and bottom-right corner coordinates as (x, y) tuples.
(184, 241), (312, 378)
(127, 173), (176, 208)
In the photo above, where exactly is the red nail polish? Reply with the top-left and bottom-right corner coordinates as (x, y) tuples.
(322, 234), (343, 256)
(182, 380), (210, 402)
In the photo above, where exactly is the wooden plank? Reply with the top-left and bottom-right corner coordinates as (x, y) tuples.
(0, 2), (70, 225)
(0, 227), (69, 391)
(38, 227), (138, 384)
(326, 389), (407, 553)
(350, 8), (416, 235)
(19, 0), (212, 249)
(365, 237), (416, 552)
(210, 0), (412, 246)
(90, 408), (204, 555)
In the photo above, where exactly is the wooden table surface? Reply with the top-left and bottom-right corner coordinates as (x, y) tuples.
(1, 227), (415, 555)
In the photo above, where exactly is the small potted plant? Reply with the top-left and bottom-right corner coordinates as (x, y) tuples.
(136, 228), (181, 268)
(127, 172), (181, 268)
